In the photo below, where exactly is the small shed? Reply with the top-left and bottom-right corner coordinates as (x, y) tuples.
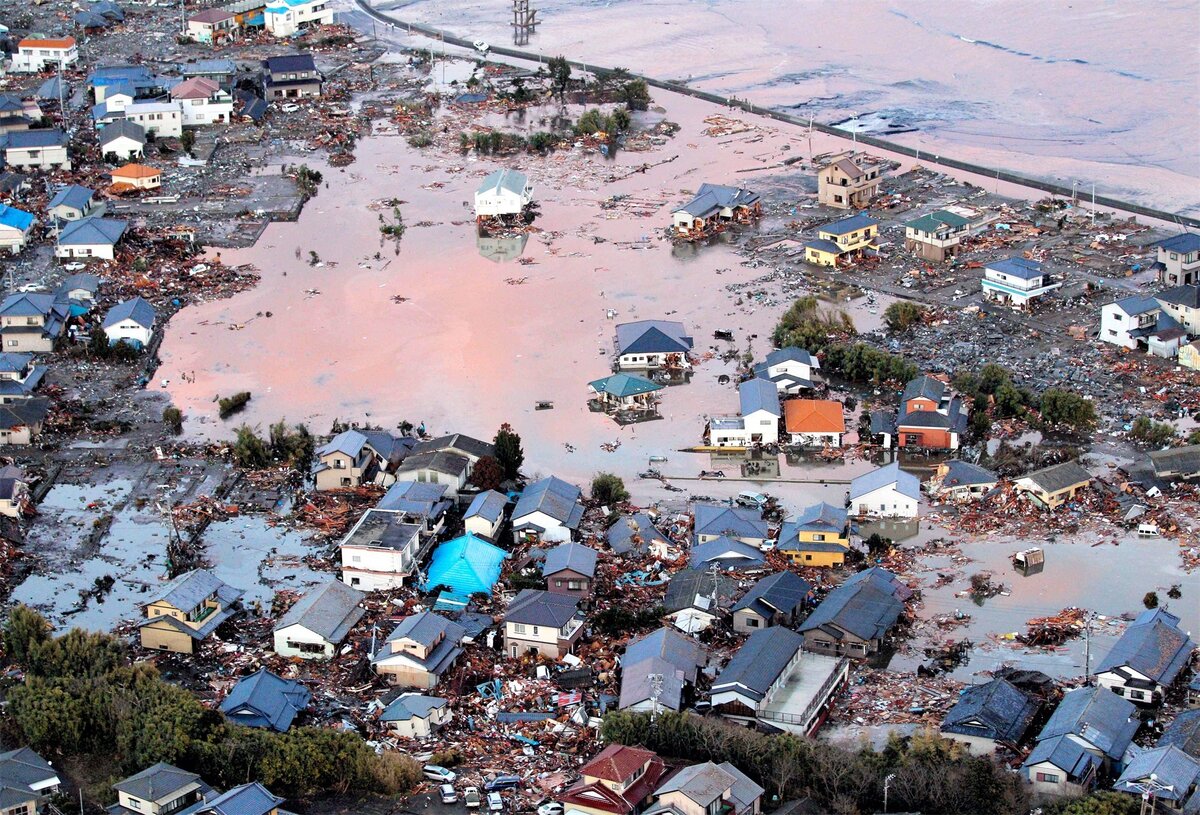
(103, 297), (156, 348)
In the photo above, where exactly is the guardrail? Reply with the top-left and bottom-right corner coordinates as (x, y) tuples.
(351, 0), (1200, 230)
(758, 655), (849, 732)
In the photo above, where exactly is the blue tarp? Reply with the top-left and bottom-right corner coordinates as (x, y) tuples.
(423, 533), (508, 597)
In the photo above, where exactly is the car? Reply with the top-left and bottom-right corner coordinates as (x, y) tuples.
(735, 490), (768, 509)
(487, 792), (504, 813)
(440, 784), (458, 804)
(473, 40), (489, 53)
(464, 787), (482, 809)
(280, 103), (300, 113)
(538, 804), (564, 815)
(484, 775), (521, 792)
(423, 765), (456, 783)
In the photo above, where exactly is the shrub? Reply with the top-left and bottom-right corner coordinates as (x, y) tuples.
(217, 392), (251, 419)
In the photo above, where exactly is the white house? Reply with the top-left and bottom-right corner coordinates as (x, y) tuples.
(102, 297), (156, 348)
(613, 319), (693, 374)
(339, 508), (425, 590)
(981, 256), (1061, 309)
(708, 378), (781, 448)
(474, 169), (532, 218)
(122, 101), (184, 138)
(510, 476), (583, 545)
(99, 120), (146, 161)
(0, 204), (35, 255)
(503, 589), (584, 659)
(1092, 608), (1195, 706)
(170, 78), (234, 126)
(0, 129), (71, 171)
(1100, 295), (1165, 350)
(1157, 284), (1200, 336)
(264, 0), (334, 36)
(379, 693), (451, 739)
(1154, 232), (1200, 287)
(11, 37), (78, 72)
(848, 462), (920, 518)
(272, 579), (365, 660)
(751, 347), (820, 393)
(464, 489), (507, 539)
(56, 217), (126, 260)
(47, 185), (97, 224)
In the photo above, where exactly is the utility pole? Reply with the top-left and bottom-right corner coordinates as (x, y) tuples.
(1082, 612), (1093, 680)
(883, 773), (895, 813)
(648, 673), (663, 723)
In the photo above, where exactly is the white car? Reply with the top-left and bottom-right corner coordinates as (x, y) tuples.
(538, 804), (564, 815)
(487, 792), (504, 812)
(423, 765), (456, 783)
(464, 787), (482, 808)
(473, 40), (489, 53)
(280, 103), (300, 113)
(440, 784), (458, 804)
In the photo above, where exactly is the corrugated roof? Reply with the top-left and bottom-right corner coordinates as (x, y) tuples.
(712, 626), (803, 700)
(273, 579), (364, 643)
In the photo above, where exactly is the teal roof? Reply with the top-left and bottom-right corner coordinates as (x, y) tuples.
(588, 373), (662, 398)
(423, 533), (508, 597)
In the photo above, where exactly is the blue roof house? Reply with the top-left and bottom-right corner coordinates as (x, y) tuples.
(708, 378), (782, 448)
(464, 489), (508, 540)
(940, 677), (1039, 755)
(0, 203), (35, 254)
(219, 668), (311, 732)
(511, 476), (583, 545)
(423, 533), (507, 608)
(613, 320), (693, 376)
(56, 216), (126, 260)
(693, 503), (769, 548)
(849, 462), (921, 518)
(102, 297), (156, 348)
(1023, 685), (1140, 796)
(1093, 607), (1195, 705)
(983, 256), (1061, 309)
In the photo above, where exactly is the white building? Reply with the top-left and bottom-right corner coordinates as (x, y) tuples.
(751, 347), (819, 393)
(264, 0), (334, 36)
(613, 319), (693, 374)
(11, 37), (78, 72)
(510, 475), (583, 545)
(379, 694), (451, 739)
(121, 101), (183, 138)
(474, 169), (532, 218)
(339, 508), (425, 591)
(981, 257), (1061, 308)
(56, 217), (126, 260)
(0, 129), (71, 171)
(708, 378), (781, 448)
(0, 204), (35, 255)
(848, 462), (920, 518)
(463, 489), (506, 539)
(102, 297), (156, 348)
(272, 579), (365, 659)
(170, 78), (234, 126)
(1154, 233), (1200, 287)
(1100, 295), (1164, 350)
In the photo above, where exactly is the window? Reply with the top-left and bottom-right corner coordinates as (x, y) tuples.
(746, 617), (759, 628)
(813, 533), (825, 542)
(350, 554), (361, 563)
(555, 580), (562, 587)
(1035, 772), (1059, 784)
(532, 626), (540, 636)
(127, 801), (142, 811)
(5, 341), (15, 347)
(805, 554), (812, 561)
(512, 623), (526, 634)
(1129, 689), (1145, 700)
(350, 577), (360, 585)
(25, 317), (36, 325)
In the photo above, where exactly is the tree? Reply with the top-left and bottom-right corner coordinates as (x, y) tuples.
(591, 472), (629, 505)
(883, 301), (925, 333)
(163, 406), (184, 435)
(180, 129), (196, 155)
(969, 407), (992, 438)
(493, 423), (524, 480)
(619, 78), (651, 111)
(978, 363), (1012, 395)
(4, 605), (50, 666)
(1040, 388), (1097, 431)
(993, 382), (1024, 418)
(548, 55), (572, 100)
(232, 425), (271, 469)
(470, 455), (504, 490)
(1130, 416), (1176, 447)
(1041, 791), (1139, 815)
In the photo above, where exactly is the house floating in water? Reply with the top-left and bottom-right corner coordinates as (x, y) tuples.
(671, 183), (761, 239)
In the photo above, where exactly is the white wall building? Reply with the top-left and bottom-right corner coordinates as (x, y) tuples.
(339, 509), (425, 591)
(1100, 296), (1163, 350)
(122, 101), (184, 138)
(264, 0), (334, 37)
(981, 257), (1061, 308)
(474, 169), (532, 217)
(848, 462), (920, 518)
(272, 579), (365, 660)
(708, 378), (780, 448)
(11, 37), (78, 72)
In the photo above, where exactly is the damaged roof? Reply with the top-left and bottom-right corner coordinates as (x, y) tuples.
(273, 579), (365, 644)
(732, 571), (811, 619)
(1094, 607), (1195, 687)
(219, 668), (310, 732)
(606, 512), (669, 556)
(1018, 461), (1093, 494)
(1034, 685), (1139, 761)
(941, 678), (1038, 744)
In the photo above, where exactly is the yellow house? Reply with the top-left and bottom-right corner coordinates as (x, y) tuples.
(139, 569), (245, 654)
(1014, 461), (1092, 510)
(1179, 340), (1200, 370)
(776, 502), (850, 567)
(804, 213), (879, 267)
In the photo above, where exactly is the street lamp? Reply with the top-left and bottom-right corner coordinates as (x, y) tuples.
(1129, 771), (1174, 815)
(883, 773), (896, 813)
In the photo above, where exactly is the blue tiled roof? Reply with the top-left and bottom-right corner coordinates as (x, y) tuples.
(1035, 686), (1139, 761)
(689, 536), (764, 569)
(804, 238), (842, 254)
(941, 678), (1038, 743)
(764, 347), (816, 368)
(48, 185), (94, 213)
(1157, 233), (1200, 255)
(1094, 607), (1195, 686)
(1111, 295), (1161, 317)
(58, 216), (126, 246)
(987, 256), (1043, 281)
(937, 460), (997, 489)
(712, 626), (804, 701)
(102, 297), (155, 329)
(821, 213), (878, 236)
(1158, 708), (1200, 755)
(1113, 745), (1200, 801)
(614, 320), (692, 356)
(219, 669), (310, 732)
(464, 489), (507, 524)
(787, 502), (847, 534)
(0, 129), (66, 150)
(850, 462), (921, 501)
(693, 503), (767, 541)
(198, 782), (284, 815)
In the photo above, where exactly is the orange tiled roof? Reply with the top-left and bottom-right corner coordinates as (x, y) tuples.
(111, 164), (161, 179)
(783, 399), (845, 434)
(18, 37), (76, 49)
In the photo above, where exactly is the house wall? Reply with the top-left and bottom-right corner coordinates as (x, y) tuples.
(805, 246), (839, 267)
(3, 145), (70, 170)
(12, 46), (79, 72)
(464, 514), (502, 539)
(1026, 761), (1084, 797)
(781, 547), (845, 568)
(0, 331), (53, 354)
(475, 188), (526, 218)
(696, 531), (767, 548)
(124, 108), (182, 138)
(656, 790), (710, 815)
(401, 467), (465, 496)
(512, 509), (569, 544)
(273, 624), (335, 659)
(905, 235), (958, 262)
(1017, 480), (1087, 509)
(266, 0), (333, 36)
(342, 565), (407, 591)
(105, 321), (152, 348)
(546, 568), (591, 598)
(803, 626), (874, 658)
(897, 426), (956, 450)
(266, 80), (323, 100)
(1160, 300), (1200, 335)
(742, 408), (779, 445)
(1158, 246), (1200, 287)
(505, 627), (566, 659)
(375, 661), (439, 689)
(49, 204), (88, 222)
(179, 96), (234, 125)
(0, 225), (29, 254)
(941, 732), (1000, 757)
(140, 621), (196, 653)
(316, 451), (364, 490)
(616, 351), (676, 371)
(1179, 344), (1200, 370)
(1095, 668), (1160, 705)
(0, 424), (35, 445)
(851, 485), (918, 518)
(732, 608), (770, 634)
(56, 241), (116, 260)
(1099, 305), (1154, 350)
(102, 136), (144, 160)
(788, 431), (841, 447)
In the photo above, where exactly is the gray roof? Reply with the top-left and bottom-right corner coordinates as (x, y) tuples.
(0, 129), (67, 150)
(1158, 285), (1200, 309)
(379, 693), (447, 722)
(377, 480), (450, 515)
(606, 512), (668, 556)
(693, 503), (767, 541)
(901, 375), (946, 405)
(1113, 745), (1200, 801)
(1159, 709), (1200, 757)
(941, 678), (1039, 744)
(513, 476), (582, 527)
(1094, 607), (1195, 686)
(1150, 444), (1200, 478)
(373, 611), (465, 675)
(102, 297), (155, 329)
(145, 568), (240, 612)
(99, 118), (145, 146)
(58, 216), (127, 246)
(614, 320), (692, 356)
(780, 502), (847, 540)
(738, 377), (780, 417)
(1022, 734), (1100, 779)
(654, 761), (762, 810)
(315, 429), (367, 459)
(263, 54), (316, 73)
(542, 542), (597, 578)
(712, 626), (803, 702)
(113, 762), (204, 802)
(799, 570), (905, 642)
(936, 460), (998, 489)
(464, 489), (507, 524)
(1019, 461), (1093, 494)
(341, 509), (422, 553)
(675, 183), (760, 219)
(476, 168), (528, 197)
(410, 432), (494, 461)
(731, 571), (812, 618)
(505, 589), (580, 628)
(196, 782), (284, 815)
(219, 669), (310, 732)
(1035, 685), (1139, 761)
(0, 748), (57, 795)
(689, 536), (764, 570)
(663, 569), (737, 615)
(273, 579), (365, 644)
(619, 627), (707, 711)
(764, 347), (816, 368)
(47, 185), (94, 212)
(59, 272), (101, 295)
(397, 449), (469, 478)
(849, 462), (921, 501)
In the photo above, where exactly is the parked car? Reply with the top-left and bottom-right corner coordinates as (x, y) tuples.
(423, 765), (456, 783)
(280, 103), (300, 113)
(488, 792), (504, 812)
(538, 804), (564, 815)
(464, 787), (482, 809)
(440, 785), (458, 804)
(484, 775), (521, 791)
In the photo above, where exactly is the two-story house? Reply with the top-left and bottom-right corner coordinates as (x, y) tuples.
(264, 0), (333, 36)
(817, 155), (882, 210)
(731, 571), (811, 633)
(693, 503), (769, 549)
(503, 589), (584, 659)
(0, 747), (61, 814)
(707, 378), (781, 448)
(560, 745), (667, 815)
(262, 55), (323, 100)
(1022, 686), (1140, 796)
(1093, 608), (1195, 706)
(272, 578), (365, 659)
(474, 168), (533, 218)
(776, 502), (850, 567)
(511, 475), (584, 545)
(904, 209), (971, 262)
(614, 320), (693, 376)
(463, 489), (507, 539)
(751, 346), (819, 394)
(12, 37), (78, 72)
(782, 398), (844, 447)
(848, 462), (920, 518)
(542, 541), (597, 599)
(0, 353), (45, 403)
(1154, 233), (1200, 287)
(186, 8), (237, 44)
(982, 256), (1061, 309)
(0, 204), (34, 255)
(670, 183), (761, 237)
(895, 374), (967, 450)
(0, 129), (71, 171)
(1157, 284), (1200, 336)
(803, 213), (879, 267)
(618, 627), (708, 713)
(312, 428), (414, 490)
(138, 569), (245, 654)
(371, 611), (466, 688)
(170, 78), (235, 126)
(47, 185), (98, 226)
(379, 693), (451, 740)
(1099, 295), (1176, 350)
(646, 761), (763, 815)
(110, 762), (214, 815)
(339, 509), (426, 591)
(799, 567), (909, 657)
(120, 101), (184, 138)
(0, 292), (70, 353)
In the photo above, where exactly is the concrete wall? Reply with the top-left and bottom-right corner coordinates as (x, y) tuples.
(274, 624), (334, 659)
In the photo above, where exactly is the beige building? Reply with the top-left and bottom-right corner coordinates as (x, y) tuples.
(371, 611), (465, 689)
(379, 693), (450, 740)
(503, 589), (584, 659)
(817, 155), (882, 210)
(1013, 461), (1092, 509)
(649, 761), (763, 815)
(138, 569), (245, 654)
(111, 762), (213, 815)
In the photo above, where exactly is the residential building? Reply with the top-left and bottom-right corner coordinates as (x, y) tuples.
(178, 59), (238, 86)
(588, 372), (663, 415)
(1150, 445), (1200, 481)
(371, 611), (466, 688)
(1112, 746), (1200, 810)
(1099, 295), (1178, 351)
(512, 475), (584, 544)
(868, 409), (895, 448)
(0, 465), (30, 517)
(47, 184), (97, 224)
(662, 569), (737, 634)
(693, 503), (769, 549)
(708, 378), (781, 448)
(1093, 608), (1195, 706)
(110, 762), (214, 815)
(671, 183), (761, 237)
(1158, 285), (1200, 336)
(0, 355), (42, 403)
(0, 129), (71, 170)
(194, 782), (293, 815)
(0, 95), (40, 135)
(1014, 461), (1093, 509)
(1022, 686), (1140, 796)
(186, 8), (237, 44)
(560, 745), (667, 815)
(262, 55), (323, 100)
(618, 627), (707, 713)
(904, 209), (971, 262)
(731, 571), (811, 633)
(982, 256), (1061, 308)
(474, 169), (532, 217)
(711, 626), (849, 735)
(0, 203), (34, 254)
(394, 450), (469, 496)
(0, 400), (49, 445)
(103, 297), (156, 348)
(409, 433), (493, 471)
(272, 579), (365, 659)
(940, 678), (1039, 756)
(613, 320), (693, 375)
(783, 399), (844, 447)
(170, 77), (234, 126)
(55, 272), (101, 306)
(56, 217), (127, 260)
(1159, 709), (1200, 758)
(1154, 233), (1200, 287)
(817, 154), (882, 210)
(12, 37), (78, 72)
(376, 481), (450, 534)
(421, 533), (507, 608)
(543, 541), (597, 599)
(848, 462), (920, 518)
(138, 569), (245, 654)
(219, 669), (310, 732)
(339, 508), (425, 591)
(689, 536), (765, 570)
(799, 567), (909, 657)
(647, 761), (763, 815)
(1180, 339), (1200, 370)
(0, 292), (69, 353)
(88, 65), (163, 104)
(895, 374), (967, 450)
(110, 163), (162, 190)
(928, 460), (998, 502)
(120, 101), (184, 138)
(379, 693), (450, 739)
(312, 428), (412, 491)
(264, 0), (333, 36)
(606, 512), (674, 559)
(0, 747), (61, 814)
(751, 347), (820, 394)
(463, 489), (507, 539)
(804, 213), (878, 267)
(503, 589), (584, 659)
(0, 171), (31, 200)
(777, 502), (850, 567)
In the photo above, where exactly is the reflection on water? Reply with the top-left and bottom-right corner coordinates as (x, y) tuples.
(477, 231), (529, 263)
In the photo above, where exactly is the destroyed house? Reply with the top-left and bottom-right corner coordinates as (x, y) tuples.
(607, 512), (672, 558)
(1112, 746), (1200, 807)
(731, 571), (811, 633)
(671, 183), (761, 236)
(688, 536), (765, 571)
(940, 678), (1039, 756)
(55, 272), (101, 306)
(55, 217), (127, 260)
(339, 509), (426, 591)
(647, 761), (763, 815)
(1150, 444), (1200, 481)
(1157, 284), (1200, 336)
(1093, 607), (1195, 705)
(0, 465), (29, 517)
(313, 429), (413, 491)
(0, 203), (34, 255)
(1159, 709), (1200, 758)
(542, 541), (597, 598)
(662, 569), (737, 634)
(474, 169), (532, 217)
(0, 747), (60, 814)
(752, 346), (819, 394)
(708, 378), (781, 448)
(561, 744), (666, 815)
(194, 782), (292, 815)
(503, 588), (584, 659)
(219, 669), (310, 732)
(614, 320), (693, 374)
(1014, 461), (1093, 509)
(138, 569), (245, 654)
(0, 400), (49, 445)
(693, 503), (769, 548)
(379, 693), (450, 739)
(111, 762), (213, 815)
(0, 129), (71, 171)
(47, 185), (96, 223)
(464, 489), (507, 539)
(512, 475), (584, 545)
(799, 567), (907, 657)
(371, 611), (465, 688)
(777, 502), (850, 568)
(377, 480), (450, 534)
(804, 213), (878, 267)
(1023, 685), (1140, 795)
(422, 533), (507, 605)
(904, 209), (970, 262)
(618, 627), (707, 713)
(817, 155), (881, 210)
(849, 462), (920, 518)
(783, 399), (844, 447)
(1154, 232), (1200, 287)
(928, 459), (998, 501)
(186, 8), (237, 44)
(272, 578), (365, 659)
(261, 54), (323, 100)
(0, 353), (45, 402)
(0, 292), (69, 353)
(588, 372), (662, 414)
(982, 256), (1061, 308)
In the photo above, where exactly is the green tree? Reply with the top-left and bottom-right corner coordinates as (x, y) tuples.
(1041, 791), (1139, 815)
(232, 425), (271, 469)
(4, 604), (50, 665)
(1040, 388), (1097, 431)
(883, 301), (925, 333)
(772, 295), (855, 353)
(1143, 591), (1159, 609)
(969, 407), (992, 438)
(548, 55), (572, 100)
(993, 382), (1024, 418)
(8, 679), (86, 755)
(576, 108), (605, 135)
(978, 363), (1012, 395)
(180, 129), (196, 155)
(619, 78), (651, 111)
(493, 423), (524, 480)
(591, 472), (629, 505)
(1129, 416), (1176, 447)
(163, 406), (184, 434)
